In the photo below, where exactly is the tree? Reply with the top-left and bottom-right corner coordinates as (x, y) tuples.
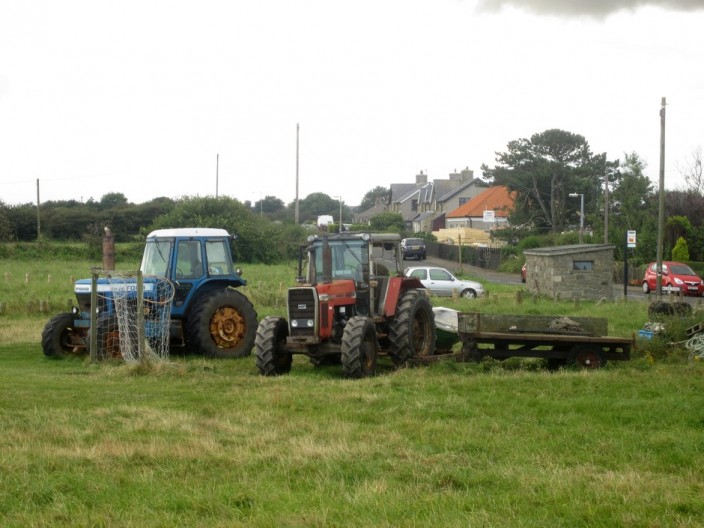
(151, 196), (306, 263)
(481, 129), (611, 234)
(358, 186), (390, 212)
(607, 152), (656, 262)
(671, 236), (690, 262)
(369, 212), (404, 233)
(286, 193), (340, 225)
(98, 192), (130, 210)
(253, 195), (285, 217)
(676, 146), (704, 195)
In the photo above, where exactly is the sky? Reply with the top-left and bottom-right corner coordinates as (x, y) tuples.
(1, 0), (703, 208)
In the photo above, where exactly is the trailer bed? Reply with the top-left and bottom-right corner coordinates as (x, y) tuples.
(428, 311), (632, 368)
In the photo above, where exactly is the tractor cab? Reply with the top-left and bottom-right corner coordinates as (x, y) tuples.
(140, 228), (245, 318)
(303, 232), (403, 317)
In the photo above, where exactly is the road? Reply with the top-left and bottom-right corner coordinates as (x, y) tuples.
(410, 255), (701, 306)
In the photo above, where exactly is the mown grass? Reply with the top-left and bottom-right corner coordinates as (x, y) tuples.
(2, 343), (704, 527)
(2, 260), (704, 525)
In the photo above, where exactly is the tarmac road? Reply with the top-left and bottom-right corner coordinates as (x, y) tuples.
(407, 255), (701, 306)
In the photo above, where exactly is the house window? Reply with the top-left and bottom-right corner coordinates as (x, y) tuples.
(573, 260), (594, 271)
(458, 197), (468, 206)
(411, 199), (418, 211)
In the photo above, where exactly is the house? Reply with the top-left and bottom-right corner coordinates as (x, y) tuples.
(389, 169), (488, 232)
(446, 185), (515, 231)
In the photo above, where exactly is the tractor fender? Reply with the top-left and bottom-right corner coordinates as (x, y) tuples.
(381, 277), (425, 317)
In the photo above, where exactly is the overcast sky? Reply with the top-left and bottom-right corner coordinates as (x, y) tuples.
(1, 0), (703, 208)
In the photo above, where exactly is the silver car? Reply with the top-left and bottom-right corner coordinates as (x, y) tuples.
(404, 266), (485, 298)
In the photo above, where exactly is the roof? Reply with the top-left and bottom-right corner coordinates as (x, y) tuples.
(146, 228), (231, 238)
(523, 244), (615, 257)
(447, 186), (515, 218)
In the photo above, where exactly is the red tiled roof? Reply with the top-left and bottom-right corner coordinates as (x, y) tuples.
(447, 186), (515, 218)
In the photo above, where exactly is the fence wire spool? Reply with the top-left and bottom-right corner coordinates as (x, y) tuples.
(106, 273), (175, 363)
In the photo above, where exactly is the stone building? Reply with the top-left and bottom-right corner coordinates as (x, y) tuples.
(523, 244), (615, 300)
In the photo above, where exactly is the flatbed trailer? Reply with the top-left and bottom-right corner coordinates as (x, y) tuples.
(430, 311), (632, 369)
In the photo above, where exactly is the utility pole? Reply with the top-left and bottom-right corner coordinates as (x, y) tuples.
(656, 97), (666, 300)
(36, 178), (41, 240)
(295, 124), (300, 224)
(603, 172), (609, 244)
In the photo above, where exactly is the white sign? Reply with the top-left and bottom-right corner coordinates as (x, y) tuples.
(483, 210), (495, 222)
(627, 230), (637, 248)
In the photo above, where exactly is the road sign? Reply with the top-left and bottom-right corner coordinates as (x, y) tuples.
(627, 230), (636, 248)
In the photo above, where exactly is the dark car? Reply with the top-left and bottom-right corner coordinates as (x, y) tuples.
(642, 261), (704, 296)
(401, 238), (426, 260)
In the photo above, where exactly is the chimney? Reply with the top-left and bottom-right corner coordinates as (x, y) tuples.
(416, 171), (427, 184)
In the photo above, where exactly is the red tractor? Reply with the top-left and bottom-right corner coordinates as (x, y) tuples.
(255, 232), (436, 378)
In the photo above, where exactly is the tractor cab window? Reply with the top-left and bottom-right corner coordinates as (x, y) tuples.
(370, 242), (399, 277)
(141, 240), (172, 277)
(311, 239), (367, 283)
(176, 240), (204, 279)
(206, 240), (233, 276)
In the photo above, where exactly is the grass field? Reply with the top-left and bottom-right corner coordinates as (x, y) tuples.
(2, 260), (704, 526)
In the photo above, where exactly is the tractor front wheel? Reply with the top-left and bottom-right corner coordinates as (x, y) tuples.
(388, 290), (435, 365)
(255, 316), (292, 376)
(187, 289), (258, 358)
(41, 312), (85, 359)
(341, 316), (378, 379)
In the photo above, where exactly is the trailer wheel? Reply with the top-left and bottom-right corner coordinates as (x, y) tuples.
(567, 344), (607, 369)
(41, 312), (85, 359)
(187, 289), (257, 358)
(255, 316), (292, 376)
(388, 290), (435, 365)
(341, 316), (378, 379)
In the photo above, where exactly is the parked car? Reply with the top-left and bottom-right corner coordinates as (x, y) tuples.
(642, 261), (704, 296)
(401, 238), (426, 260)
(521, 263), (527, 283)
(404, 266), (485, 298)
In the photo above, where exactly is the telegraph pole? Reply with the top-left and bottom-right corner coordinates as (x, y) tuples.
(656, 97), (666, 300)
(295, 123), (300, 224)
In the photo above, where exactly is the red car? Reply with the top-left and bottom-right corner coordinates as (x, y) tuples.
(642, 261), (704, 296)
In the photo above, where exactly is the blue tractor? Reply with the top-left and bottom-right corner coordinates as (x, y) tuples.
(41, 228), (258, 359)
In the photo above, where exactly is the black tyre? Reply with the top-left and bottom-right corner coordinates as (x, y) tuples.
(41, 312), (85, 359)
(341, 316), (378, 379)
(567, 344), (607, 369)
(460, 288), (477, 299)
(648, 300), (674, 319)
(388, 290), (435, 365)
(673, 302), (693, 316)
(255, 316), (292, 376)
(642, 282), (650, 294)
(186, 289), (258, 358)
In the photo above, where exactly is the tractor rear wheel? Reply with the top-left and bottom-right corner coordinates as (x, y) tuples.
(186, 289), (257, 358)
(255, 316), (292, 376)
(341, 316), (378, 378)
(41, 312), (85, 359)
(388, 290), (435, 365)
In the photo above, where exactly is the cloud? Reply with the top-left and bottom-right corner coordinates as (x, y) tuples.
(476, 0), (704, 17)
